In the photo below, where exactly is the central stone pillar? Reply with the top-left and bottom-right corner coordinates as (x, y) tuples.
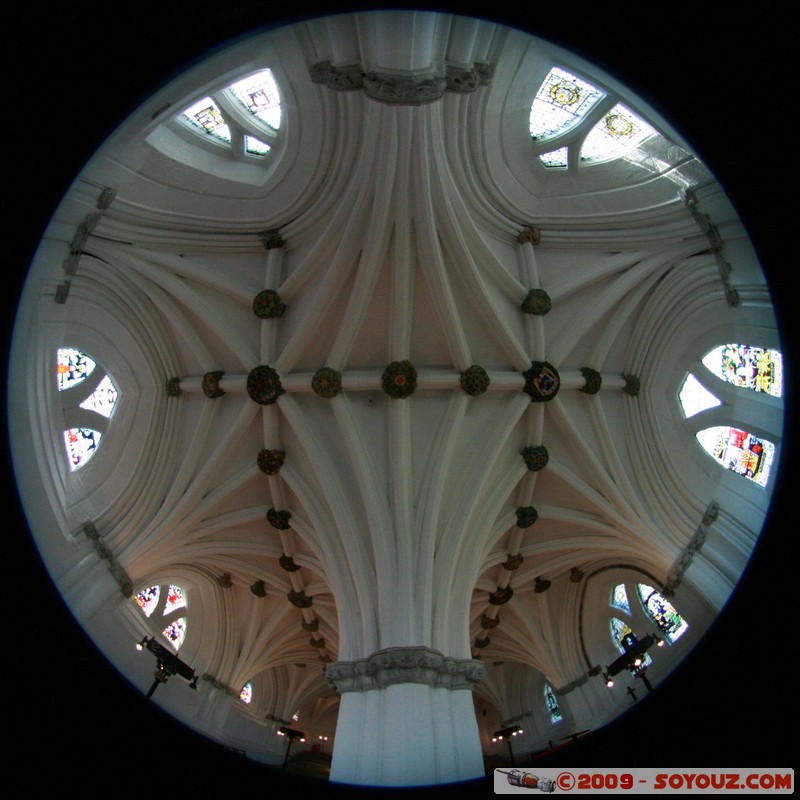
(325, 646), (486, 786)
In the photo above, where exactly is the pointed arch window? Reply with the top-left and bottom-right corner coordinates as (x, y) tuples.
(134, 582), (188, 651)
(57, 347), (96, 390)
(702, 344), (782, 397)
(530, 67), (605, 142)
(135, 585), (160, 617)
(580, 104), (656, 164)
(162, 617), (188, 649)
(679, 374), (721, 419)
(611, 583), (631, 613)
(180, 69), (281, 159)
(696, 426), (775, 487)
(240, 682), (253, 704)
(637, 584), (688, 643)
(544, 683), (563, 724)
(56, 347), (119, 471)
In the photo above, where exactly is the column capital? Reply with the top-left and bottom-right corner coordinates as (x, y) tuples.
(325, 646), (485, 693)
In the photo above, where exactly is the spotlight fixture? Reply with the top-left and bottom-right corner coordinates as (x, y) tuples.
(136, 636), (198, 698)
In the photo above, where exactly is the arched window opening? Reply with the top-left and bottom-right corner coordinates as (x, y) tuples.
(180, 69), (281, 159)
(611, 583), (631, 613)
(637, 584), (688, 643)
(164, 585), (186, 614)
(57, 347), (96, 390)
(229, 69), (281, 130)
(56, 348), (119, 471)
(696, 426), (775, 487)
(135, 585), (160, 617)
(79, 374), (119, 418)
(679, 373), (721, 418)
(702, 344), (783, 397)
(134, 583), (188, 651)
(163, 617), (188, 650)
(240, 682), (253, 703)
(580, 104), (656, 164)
(530, 67), (604, 142)
(64, 428), (102, 470)
(544, 683), (562, 724)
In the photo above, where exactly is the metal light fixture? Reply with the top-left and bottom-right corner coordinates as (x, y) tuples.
(604, 632), (662, 692)
(136, 636), (198, 698)
(492, 724), (524, 766)
(278, 726), (306, 768)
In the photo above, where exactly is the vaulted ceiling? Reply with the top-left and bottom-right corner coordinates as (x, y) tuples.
(9, 5), (791, 792)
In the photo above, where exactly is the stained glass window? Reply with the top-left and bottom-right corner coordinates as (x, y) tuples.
(78, 374), (119, 418)
(539, 147), (569, 169)
(544, 683), (563, 723)
(164, 585), (186, 614)
(229, 69), (281, 129)
(702, 344), (783, 397)
(611, 583), (631, 613)
(679, 374), (721, 418)
(580, 104), (655, 163)
(240, 682), (253, 704)
(183, 97), (231, 142)
(57, 347), (96, 390)
(637, 584), (688, 643)
(135, 585), (160, 617)
(134, 584), (188, 650)
(530, 67), (604, 141)
(179, 70), (281, 159)
(696, 426), (775, 487)
(64, 428), (102, 470)
(162, 617), (188, 650)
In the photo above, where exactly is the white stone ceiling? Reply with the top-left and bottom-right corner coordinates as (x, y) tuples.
(9, 5), (792, 791)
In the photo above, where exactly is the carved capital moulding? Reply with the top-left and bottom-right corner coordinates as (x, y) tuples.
(310, 60), (493, 104)
(325, 646), (486, 693)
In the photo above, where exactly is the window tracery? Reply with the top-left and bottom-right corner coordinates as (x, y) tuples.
(134, 583), (188, 651)
(530, 67), (604, 142)
(57, 348), (118, 471)
(180, 69), (280, 159)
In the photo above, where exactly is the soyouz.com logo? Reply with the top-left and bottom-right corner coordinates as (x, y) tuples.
(493, 768), (794, 794)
